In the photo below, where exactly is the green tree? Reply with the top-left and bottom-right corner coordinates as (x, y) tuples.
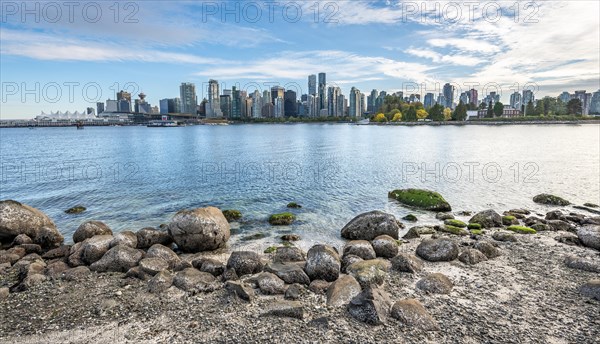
(493, 101), (504, 117)
(479, 102), (487, 110)
(534, 100), (545, 116)
(555, 98), (566, 115)
(388, 108), (401, 121)
(525, 100), (535, 116)
(404, 106), (417, 121)
(486, 101), (494, 118)
(427, 104), (445, 121)
(566, 98), (583, 115)
(452, 100), (468, 121)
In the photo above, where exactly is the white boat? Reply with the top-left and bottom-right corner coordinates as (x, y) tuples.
(147, 120), (178, 127)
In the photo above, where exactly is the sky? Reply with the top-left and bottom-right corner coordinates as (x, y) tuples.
(1, 0), (599, 118)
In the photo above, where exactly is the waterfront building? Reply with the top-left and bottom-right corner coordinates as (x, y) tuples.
(318, 73), (326, 111)
(510, 92), (522, 109)
(349, 87), (361, 118)
(284, 90), (297, 116)
(180, 83), (198, 114)
(424, 93), (435, 109)
(207, 80), (223, 118)
(308, 74), (317, 96)
(443, 83), (454, 109)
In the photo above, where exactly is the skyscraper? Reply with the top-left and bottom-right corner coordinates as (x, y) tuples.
(522, 89), (535, 107)
(318, 73), (326, 111)
(284, 90), (297, 116)
(207, 80), (223, 118)
(231, 86), (242, 119)
(327, 86), (341, 116)
(510, 92), (522, 109)
(368, 89), (378, 113)
(468, 89), (478, 106)
(590, 90), (600, 115)
(271, 86), (285, 117)
(559, 91), (571, 103)
(180, 82), (198, 114)
(443, 83), (454, 109)
(271, 86), (284, 104)
(308, 74), (317, 96)
(251, 90), (262, 118)
(424, 93), (435, 109)
(349, 87), (361, 118)
(96, 102), (104, 115)
(220, 95), (231, 118)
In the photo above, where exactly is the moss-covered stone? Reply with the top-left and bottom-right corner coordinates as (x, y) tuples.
(264, 246), (277, 254)
(467, 223), (482, 230)
(65, 205), (86, 214)
(286, 202), (302, 209)
(269, 212), (296, 225)
(470, 229), (484, 235)
(507, 225), (537, 234)
(444, 219), (467, 228)
(402, 214), (418, 222)
(388, 189), (451, 212)
(222, 209), (242, 222)
(583, 203), (599, 208)
(440, 225), (469, 236)
(533, 194), (570, 206)
(240, 233), (266, 241)
(502, 215), (518, 226)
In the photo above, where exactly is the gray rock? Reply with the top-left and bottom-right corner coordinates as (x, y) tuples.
(89, 245), (143, 272)
(192, 258), (225, 277)
(579, 279), (600, 300)
(371, 235), (399, 258)
(262, 301), (304, 319)
(273, 246), (306, 262)
(343, 240), (376, 260)
(62, 266), (90, 281)
(146, 244), (181, 269)
(19, 244), (42, 255)
(73, 221), (112, 243)
(308, 279), (331, 294)
(13, 234), (33, 245)
(459, 249), (489, 265)
(0, 287), (8, 300)
(492, 231), (517, 242)
(148, 271), (173, 293)
(545, 210), (564, 221)
(564, 256), (600, 273)
(304, 244), (340, 282)
(167, 206), (230, 252)
(15, 273), (47, 291)
(533, 193), (570, 206)
(555, 233), (582, 246)
(265, 262), (310, 285)
(469, 209), (502, 228)
(125, 266), (150, 280)
(341, 210), (402, 240)
(341, 254), (363, 274)
(346, 259), (390, 289)
(227, 251), (263, 276)
(225, 280), (255, 301)
(67, 242), (85, 267)
(222, 267), (238, 281)
(547, 220), (575, 232)
(139, 257), (169, 275)
(577, 225), (600, 250)
(473, 241), (501, 259)
(256, 272), (286, 295)
(416, 238), (459, 262)
(326, 274), (361, 307)
(109, 231), (137, 248)
(402, 227), (420, 240)
(0, 252), (21, 265)
(173, 268), (217, 293)
(435, 212), (454, 220)
(391, 253), (423, 273)
(0, 200), (64, 248)
(417, 273), (453, 294)
(42, 245), (71, 260)
(284, 283), (304, 300)
(82, 235), (113, 265)
(136, 228), (173, 249)
(530, 223), (551, 232)
(348, 287), (392, 325)
(44, 261), (70, 278)
(524, 216), (547, 226)
(391, 299), (440, 331)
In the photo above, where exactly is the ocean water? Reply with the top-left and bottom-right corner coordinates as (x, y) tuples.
(1, 124), (599, 250)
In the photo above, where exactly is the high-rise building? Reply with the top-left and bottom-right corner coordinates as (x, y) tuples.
(349, 87), (361, 118)
(220, 95), (231, 118)
(318, 73), (326, 111)
(274, 97), (284, 118)
(522, 89), (535, 107)
(308, 74), (317, 96)
(443, 83), (454, 109)
(437, 93), (446, 108)
(510, 92), (522, 109)
(207, 80), (223, 118)
(271, 86), (284, 104)
(117, 99), (131, 112)
(590, 90), (600, 115)
(573, 90), (593, 115)
(262, 102), (274, 117)
(284, 90), (297, 116)
(251, 90), (262, 118)
(327, 86), (341, 116)
(231, 86), (242, 119)
(459, 92), (469, 105)
(105, 99), (118, 112)
(117, 90), (131, 102)
(96, 102), (104, 115)
(424, 93), (435, 109)
(180, 83), (198, 114)
(360, 93), (366, 115)
(468, 89), (478, 106)
(376, 91), (387, 112)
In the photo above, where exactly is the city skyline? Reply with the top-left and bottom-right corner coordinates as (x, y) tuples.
(1, 1), (599, 118)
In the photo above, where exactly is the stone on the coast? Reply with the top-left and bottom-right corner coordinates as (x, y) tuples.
(577, 225), (600, 250)
(62, 266), (90, 281)
(146, 244), (181, 269)
(265, 262), (310, 285)
(0, 200), (64, 248)
(82, 235), (113, 265)
(89, 245), (143, 273)
(139, 257), (169, 276)
(42, 245), (70, 259)
(222, 209), (242, 222)
(533, 193), (570, 206)
(308, 280), (331, 294)
(173, 268), (217, 293)
(341, 211), (402, 240)
(136, 228), (173, 249)
(417, 273), (453, 294)
(262, 301), (304, 319)
(469, 210), (502, 228)
(64, 205), (86, 214)
(391, 299), (440, 331)
(0, 287), (8, 300)
(436, 212), (454, 220)
(492, 231), (517, 242)
(391, 253), (423, 273)
(274, 246), (306, 262)
(343, 240), (376, 260)
(148, 271), (173, 293)
(192, 258), (225, 277)
(388, 189), (452, 212)
(12, 234), (32, 245)
(473, 241), (501, 259)
(579, 279), (600, 300)
(555, 233), (582, 246)
(73, 221), (112, 243)
(347, 287), (393, 325)
(304, 244), (340, 282)
(459, 248), (488, 265)
(564, 255), (600, 273)
(125, 266), (150, 280)
(225, 280), (255, 301)
(547, 220), (575, 232)
(341, 254), (363, 274)
(44, 260), (70, 278)
(285, 283), (304, 300)
(256, 272), (286, 295)
(416, 238), (459, 262)
(109, 231), (137, 248)
(168, 207), (230, 252)
(346, 259), (391, 289)
(371, 235), (399, 258)
(326, 274), (361, 307)
(268, 212), (295, 225)
(227, 251), (263, 276)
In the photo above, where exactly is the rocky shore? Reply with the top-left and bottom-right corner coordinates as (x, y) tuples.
(1, 191), (599, 343)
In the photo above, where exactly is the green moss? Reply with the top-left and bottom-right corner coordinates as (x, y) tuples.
(470, 229), (484, 235)
(583, 202), (599, 208)
(441, 225), (469, 236)
(388, 188), (451, 211)
(269, 212), (296, 225)
(444, 219), (467, 228)
(402, 214), (418, 222)
(65, 205), (86, 214)
(507, 225), (537, 234)
(286, 202), (302, 208)
(467, 223), (482, 230)
(222, 209), (242, 222)
(502, 215), (517, 226)
(282, 241), (293, 247)
(264, 246), (277, 254)
(395, 240), (403, 246)
(532, 193), (570, 206)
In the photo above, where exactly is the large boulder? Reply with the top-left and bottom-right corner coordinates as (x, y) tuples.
(148, 271), (173, 294)
(173, 268), (217, 293)
(391, 299), (439, 331)
(343, 240), (376, 260)
(533, 193), (570, 206)
(273, 246), (306, 262)
(469, 209), (502, 228)
(136, 228), (173, 249)
(304, 245), (340, 282)
(109, 231), (137, 248)
(73, 221), (112, 243)
(346, 259), (391, 289)
(390, 253), (423, 273)
(0, 200), (63, 248)
(341, 211), (402, 240)
(89, 245), (143, 272)
(146, 244), (180, 269)
(371, 235), (399, 258)
(388, 189), (451, 212)
(417, 273), (453, 294)
(326, 274), (361, 307)
(347, 287), (393, 325)
(81, 235), (113, 265)
(416, 238), (459, 262)
(168, 207), (230, 252)
(255, 272), (286, 295)
(226, 251), (263, 276)
(473, 241), (501, 259)
(139, 257), (169, 276)
(458, 249), (488, 265)
(265, 262), (310, 285)
(577, 225), (600, 250)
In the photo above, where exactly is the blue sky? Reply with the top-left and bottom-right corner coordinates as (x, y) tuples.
(1, 0), (599, 118)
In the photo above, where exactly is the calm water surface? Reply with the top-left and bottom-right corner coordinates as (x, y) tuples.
(1, 124), (599, 249)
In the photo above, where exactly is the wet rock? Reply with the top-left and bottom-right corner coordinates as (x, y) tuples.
(547, 220), (575, 232)
(109, 231), (137, 249)
(19, 244), (42, 255)
(346, 259), (390, 289)
(391, 253), (423, 273)
(227, 251), (263, 276)
(341, 254), (363, 274)
(0, 200), (64, 248)
(125, 266), (150, 280)
(555, 233), (582, 246)
(459, 249), (489, 265)
(146, 244), (181, 269)
(469, 210), (502, 228)
(564, 256), (600, 273)
(308, 280), (331, 294)
(139, 257), (169, 276)
(388, 189), (451, 212)
(281, 234), (301, 241)
(273, 246), (306, 262)
(62, 266), (90, 281)
(417, 273), (453, 294)
(402, 227), (420, 240)
(44, 260), (69, 278)
(436, 212), (454, 220)
(265, 262), (310, 285)
(82, 235), (113, 265)
(492, 231), (517, 242)
(222, 267), (238, 281)
(42, 245), (71, 260)
(524, 216), (547, 226)
(577, 225), (600, 250)
(67, 242), (85, 267)
(579, 279), (600, 300)
(222, 209), (242, 222)
(12, 234), (32, 245)
(285, 283), (304, 300)
(545, 210), (565, 221)
(173, 268), (217, 293)
(530, 223), (550, 232)
(262, 301), (304, 319)
(225, 280), (255, 301)
(73, 221), (112, 243)
(192, 258), (225, 277)
(136, 228), (173, 249)
(148, 271), (173, 293)
(533, 193), (570, 206)
(168, 207), (230, 252)
(256, 272), (286, 295)
(473, 241), (501, 259)
(403, 214), (418, 222)
(304, 244), (340, 282)
(416, 238), (459, 262)
(348, 287), (393, 325)
(89, 245), (143, 273)
(391, 299), (440, 331)
(343, 240), (376, 260)
(268, 212), (295, 225)
(371, 235), (398, 258)
(64, 205), (86, 214)
(326, 274), (361, 307)
(341, 210), (402, 240)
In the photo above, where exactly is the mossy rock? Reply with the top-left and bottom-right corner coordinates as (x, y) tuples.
(467, 223), (482, 230)
(470, 229), (484, 235)
(222, 209), (242, 222)
(264, 246), (277, 254)
(502, 215), (518, 226)
(402, 214), (418, 222)
(388, 189), (451, 212)
(583, 203), (599, 208)
(444, 219), (467, 228)
(506, 225), (537, 234)
(281, 234), (300, 241)
(286, 202), (302, 209)
(532, 194), (570, 206)
(65, 205), (86, 214)
(282, 241), (293, 247)
(240, 232), (266, 241)
(440, 225), (469, 236)
(269, 212), (296, 225)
